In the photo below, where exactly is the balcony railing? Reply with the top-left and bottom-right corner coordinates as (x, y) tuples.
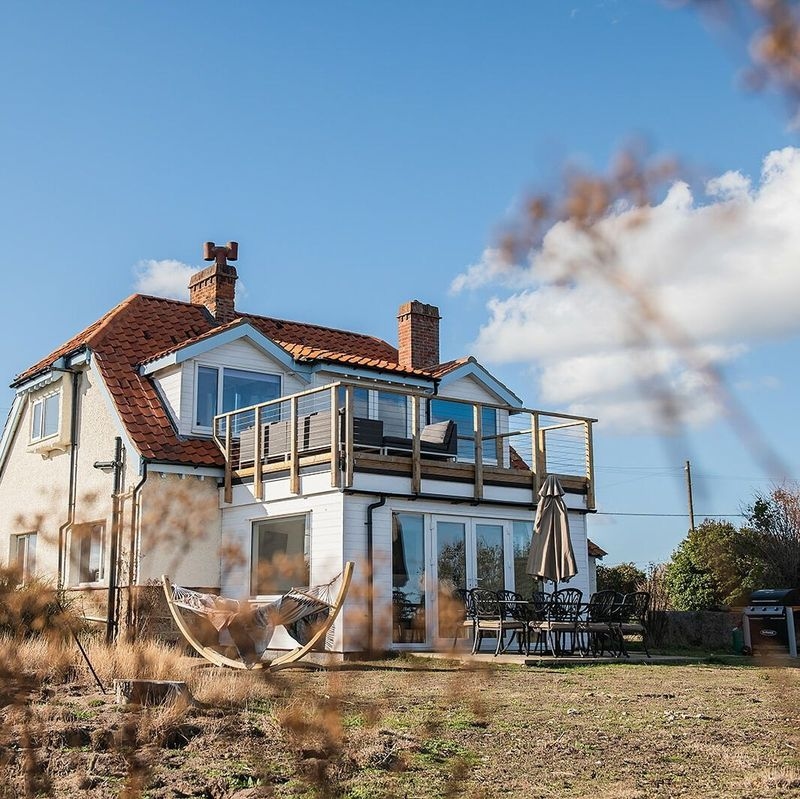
(213, 380), (596, 508)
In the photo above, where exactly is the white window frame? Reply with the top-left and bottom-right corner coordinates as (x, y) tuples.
(30, 390), (61, 443)
(12, 532), (37, 584)
(250, 512), (310, 598)
(192, 363), (282, 435)
(70, 522), (106, 586)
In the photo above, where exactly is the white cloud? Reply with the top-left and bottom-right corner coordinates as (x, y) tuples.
(133, 259), (195, 301)
(454, 147), (800, 432)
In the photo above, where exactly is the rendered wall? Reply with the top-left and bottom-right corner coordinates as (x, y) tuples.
(0, 364), (141, 610)
(136, 471), (221, 589)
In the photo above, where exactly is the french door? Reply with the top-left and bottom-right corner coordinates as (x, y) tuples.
(430, 516), (513, 647)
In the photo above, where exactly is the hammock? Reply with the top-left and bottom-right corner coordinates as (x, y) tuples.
(162, 562), (354, 671)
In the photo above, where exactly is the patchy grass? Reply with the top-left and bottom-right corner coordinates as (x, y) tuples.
(0, 639), (798, 798)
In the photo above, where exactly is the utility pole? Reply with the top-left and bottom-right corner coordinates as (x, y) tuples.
(685, 459), (696, 532)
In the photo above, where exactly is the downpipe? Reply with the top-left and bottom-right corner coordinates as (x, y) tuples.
(365, 495), (386, 654)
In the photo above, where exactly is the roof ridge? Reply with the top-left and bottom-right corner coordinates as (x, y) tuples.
(241, 311), (395, 347)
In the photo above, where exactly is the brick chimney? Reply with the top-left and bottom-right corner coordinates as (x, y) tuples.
(397, 300), (441, 370)
(188, 241), (239, 324)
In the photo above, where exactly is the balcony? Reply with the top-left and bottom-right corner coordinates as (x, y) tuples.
(213, 381), (596, 509)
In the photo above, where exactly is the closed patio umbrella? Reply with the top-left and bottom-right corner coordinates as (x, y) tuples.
(526, 475), (577, 587)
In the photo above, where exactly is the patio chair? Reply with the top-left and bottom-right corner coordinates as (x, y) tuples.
(452, 588), (476, 649)
(578, 590), (623, 657)
(497, 590), (528, 654)
(470, 589), (525, 656)
(538, 588), (583, 656)
(618, 591), (651, 658)
(526, 590), (551, 654)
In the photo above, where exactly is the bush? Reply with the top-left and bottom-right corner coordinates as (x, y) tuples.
(0, 566), (80, 640)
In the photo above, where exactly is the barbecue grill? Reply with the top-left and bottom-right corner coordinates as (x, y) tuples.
(741, 588), (800, 657)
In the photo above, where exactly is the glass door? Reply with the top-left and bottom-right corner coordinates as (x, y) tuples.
(392, 512), (427, 645)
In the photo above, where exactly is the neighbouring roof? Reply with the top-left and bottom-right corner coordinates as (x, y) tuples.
(11, 295), (447, 466)
(587, 539), (607, 559)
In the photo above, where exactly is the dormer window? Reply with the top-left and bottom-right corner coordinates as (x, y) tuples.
(30, 392), (60, 442)
(194, 365), (281, 431)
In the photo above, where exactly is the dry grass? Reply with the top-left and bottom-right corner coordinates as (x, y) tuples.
(2, 635), (800, 798)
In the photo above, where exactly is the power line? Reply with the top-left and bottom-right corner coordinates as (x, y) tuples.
(594, 511), (746, 518)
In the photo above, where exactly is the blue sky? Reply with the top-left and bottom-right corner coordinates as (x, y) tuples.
(2, 1), (798, 566)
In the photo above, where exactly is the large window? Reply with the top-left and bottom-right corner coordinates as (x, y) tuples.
(429, 399), (497, 463)
(195, 366), (281, 429)
(12, 533), (37, 584)
(512, 520), (539, 595)
(71, 523), (105, 584)
(392, 512), (426, 644)
(30, 392), (60, 442)
(251, 514), (309, 595)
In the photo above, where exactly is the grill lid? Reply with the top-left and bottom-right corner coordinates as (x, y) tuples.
(748, 588), (800, 606)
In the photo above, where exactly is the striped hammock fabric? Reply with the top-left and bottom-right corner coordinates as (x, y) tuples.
(168, 574), (340, 664)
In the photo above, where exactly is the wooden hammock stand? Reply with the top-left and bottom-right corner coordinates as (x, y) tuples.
(162, 561), (354, 671)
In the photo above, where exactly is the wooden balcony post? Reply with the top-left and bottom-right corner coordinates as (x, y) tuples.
(344, 385), (354, 488)
(473, 404), (483, 500)
(330, 385), (338, 488)
(585, 420), (596, 510)
(411, 394), (421, 495)
(289, 397), (299, 494)
(531, 412), (543, 496)
(253, 405), (263, 500)
(223, 416), (232, 504)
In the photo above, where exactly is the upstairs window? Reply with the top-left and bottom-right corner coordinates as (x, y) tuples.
(71, 523), (105, 584)
(12, 533), (37, 584)
(30, 392), (60, 442)
(195, 366), (281, 430)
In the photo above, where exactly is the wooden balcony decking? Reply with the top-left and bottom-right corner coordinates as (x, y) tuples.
(214, 381), (596, 509)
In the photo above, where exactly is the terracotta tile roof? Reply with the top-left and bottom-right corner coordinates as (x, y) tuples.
(427, 357), (471, 378)
(141, 313), (434, 378)
(587, 539), (607, 559)
(12, 295), (447, 467)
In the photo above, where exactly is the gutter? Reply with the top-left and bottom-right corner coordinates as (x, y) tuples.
(365, 495), (386, 654)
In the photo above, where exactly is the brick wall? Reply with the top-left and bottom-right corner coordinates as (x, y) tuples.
(188, 263), (238, 323)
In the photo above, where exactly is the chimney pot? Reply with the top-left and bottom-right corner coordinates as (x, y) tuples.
(189, 240), (239, 323)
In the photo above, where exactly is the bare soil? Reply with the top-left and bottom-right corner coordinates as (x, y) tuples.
(2, 656), (799, 799)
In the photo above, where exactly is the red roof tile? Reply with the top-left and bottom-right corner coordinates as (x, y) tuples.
(12, 295), (449, 467)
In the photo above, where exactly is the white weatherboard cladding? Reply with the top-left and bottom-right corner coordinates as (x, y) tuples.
(437, 373), (499, 404)
(342, 493), (591, 651)
(176, 338), (307, 436)
(152, 365), (182, 428)
(220, 490), (347, 651)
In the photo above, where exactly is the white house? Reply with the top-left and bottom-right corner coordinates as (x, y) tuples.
(0, 241), (598, 654)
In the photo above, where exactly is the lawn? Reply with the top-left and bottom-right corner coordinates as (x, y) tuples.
(1, 640), (799, 798)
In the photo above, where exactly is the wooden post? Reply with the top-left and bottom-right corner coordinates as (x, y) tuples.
(531, 412), (542, 498)
(253, 405), (263, 500)
(223, 418), (233, 504)
(344, 385), (354, 488)
(473, 404), (483, 500)
(330, 385), (338, 488)
(411, 394), (421, 495)
(585, 420), (596, 511)
(289, 397), (299, 494)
